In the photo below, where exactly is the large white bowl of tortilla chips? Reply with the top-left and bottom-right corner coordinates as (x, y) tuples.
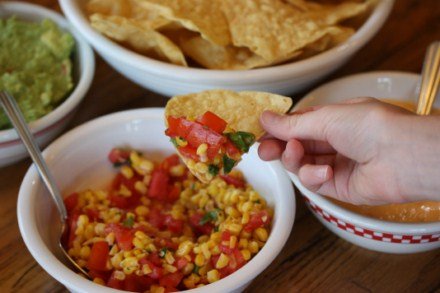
(60, 0), (394, 96)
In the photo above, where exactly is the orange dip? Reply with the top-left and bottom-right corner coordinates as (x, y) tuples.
(330, 99), (440, 223)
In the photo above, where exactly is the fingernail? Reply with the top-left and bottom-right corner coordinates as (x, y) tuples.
(314, 165), (330, 180)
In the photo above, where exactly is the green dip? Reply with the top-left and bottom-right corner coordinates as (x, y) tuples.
(0, 17), (75, 130)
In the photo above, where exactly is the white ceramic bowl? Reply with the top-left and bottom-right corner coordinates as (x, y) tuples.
(17, 108), (295, 293)
(0, 2), (95, 168)
(59, 0), (393, 97)
(290, 71), (440, 254)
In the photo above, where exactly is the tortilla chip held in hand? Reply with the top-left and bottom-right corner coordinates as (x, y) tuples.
(164, 89), (292, 183)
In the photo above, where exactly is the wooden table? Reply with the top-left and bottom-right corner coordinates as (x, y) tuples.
(1, 1), (440, 292)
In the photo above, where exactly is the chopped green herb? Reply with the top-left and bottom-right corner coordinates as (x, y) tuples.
(122, 216), (135, 228)
(193, 265), (200, 275)
(223, 155), (236, 174)
(190, 183), (196, 190)
(226, 131), (255, 153)
(200, 209), (220, 225)
(208, 164), (219, 176)
(253, 199), (261, 204)
(170, 137), (178, 147)
(214, 226), (219, 232)
(159, 247), (168, 258)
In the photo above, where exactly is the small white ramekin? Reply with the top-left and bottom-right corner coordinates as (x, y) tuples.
(0, 1), (95, 167)
(290, 71), (440, 254)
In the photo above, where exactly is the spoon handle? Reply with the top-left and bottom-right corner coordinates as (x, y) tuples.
(417, 41), (440, 115)
(0, 91), (67, 221)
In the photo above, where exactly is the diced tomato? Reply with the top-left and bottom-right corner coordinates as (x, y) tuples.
(105, 223), (133, 251)
(107, 271), (124, 289)
(178, 145), (199, 161)
(206, 144), (221, 160)
(189, 213), (213, 235)
(225, 139), (241, 157)
(110, 173), (142, 208)
(244, 210), (270, 232)
(167, 185), (181, 202)
(108, 148), (130, 164)
(176, 257), (188, 270)
(211, 254), (220, 267)
(87, 241), (109, 271)
(185, 123), (226, 148)
(86, 208), (100, 221)
(221, 230), (231, 241)
(132, 274), (154, 291)
(64, 192), (78, 214)
(148, 208), (166, 230)
(148, 252), (164, 267)
(164, 215), (184, 234)
(62, 212), (79, 249)
(159, 272), (184, 288)
(196, 111), (227, 134)
(89, 270), (111, 282)
(220, 175), (246, 189)
(233, 248), (246, 269)
(148, 169), (170, 200)
(160, 154), (180, 171)
(165, 116), (194, 138)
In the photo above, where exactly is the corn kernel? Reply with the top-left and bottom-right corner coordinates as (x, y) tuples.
(79, 246), (91, 259)
(248, 241), (259, 253)
(211, 245), (221, 255)
(242, 201), (253, 213)
(241, 249), (251, 261)
(118, 184), (132, 197)
(183, 274), (200, 289)
(195, 162), (208, 174)
(93, 277), (105, 285)
(139, 160), (154, 174)
(176, 240), (193, 257)
(229, 236), (237, 249)
(241, 212), (250, 224)
(255, 227), (268, 242)
(114, 270), (126, 281)
(201, 243), (211, 260)
(133, 238), (144, 249)
(142, 264), (152, 275)
(134, 181), (147, 194)
(135, 205), (149, 217)
(164, 264), (177, 273)
(130, 151), (141, 165)
(105, 232), (115, 246)
(78, 214), (89, 226)
(238, 238), (248, 249)
(175, 136), (188, 147)
(94, 223), (106, 236)
(207, 269), (220, 283)
(121, 165), (134, 179)
(196, 143), (208, 156)
(215, 253), (229, 269)
(165, 251), (175, 264)
(170, 164), (186, 177)
(150, 285), (165, 293)
(195, 253), (205, 267)
(182, 263), (194, 275)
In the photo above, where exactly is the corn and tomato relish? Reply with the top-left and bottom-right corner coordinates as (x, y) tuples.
(63, 148), (273, 292)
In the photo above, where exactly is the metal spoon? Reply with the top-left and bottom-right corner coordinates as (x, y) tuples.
(0, 90), (90, 278)
(416, 41), (440, 115)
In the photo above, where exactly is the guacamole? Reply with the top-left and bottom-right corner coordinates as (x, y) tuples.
(0, 17), (75, 130)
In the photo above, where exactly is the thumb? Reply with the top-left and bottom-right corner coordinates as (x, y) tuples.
(260, 110), (331, 142)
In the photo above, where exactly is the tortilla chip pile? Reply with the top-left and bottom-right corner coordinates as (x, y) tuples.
(87, 0), (376, 70)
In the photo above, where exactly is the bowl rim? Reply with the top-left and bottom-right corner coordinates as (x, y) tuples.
(17, 108), (296, 293)
(290, 71), (440, 234)
(0, 1), (95, 143)
(59, 0), (394, 83)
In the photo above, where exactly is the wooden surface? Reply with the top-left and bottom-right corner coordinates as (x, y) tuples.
(1, 1), (440, 292)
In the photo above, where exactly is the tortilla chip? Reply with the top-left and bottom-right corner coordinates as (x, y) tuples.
(90, 14), (187, 66)
(86, 0), (171, 29)
(134, 0), (231, 46)
(179, 35), (272, 70)
(165, 90), (292, 139)
(165, 90), (292, 182)
(221, 0), (337, 62)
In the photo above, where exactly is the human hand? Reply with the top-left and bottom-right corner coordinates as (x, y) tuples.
(258, 97), (440, 205)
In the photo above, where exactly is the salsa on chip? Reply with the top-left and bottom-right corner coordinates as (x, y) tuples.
(164, 90), (292, 182)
